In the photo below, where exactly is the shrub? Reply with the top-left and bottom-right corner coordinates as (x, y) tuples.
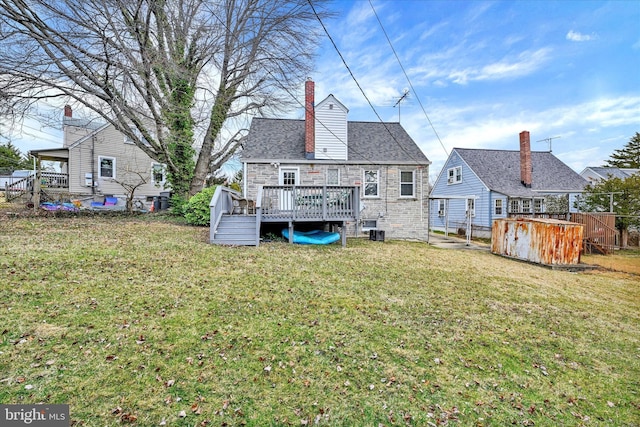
(183, 186), (217, 226)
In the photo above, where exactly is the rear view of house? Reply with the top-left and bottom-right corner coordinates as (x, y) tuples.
(240, 79), (431, 241)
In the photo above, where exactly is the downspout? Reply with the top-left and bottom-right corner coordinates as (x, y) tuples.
(243, 161), (247, 197)
(488, 190), (492, 229)
(91, 135), (96, 195)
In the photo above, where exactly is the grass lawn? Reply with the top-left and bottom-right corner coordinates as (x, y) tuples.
(1, 216), (639, 426)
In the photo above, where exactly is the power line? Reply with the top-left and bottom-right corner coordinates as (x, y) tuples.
(368, 0), (449, 159)
(308, 0), (425, 165)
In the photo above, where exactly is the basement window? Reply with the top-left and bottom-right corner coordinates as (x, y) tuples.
(361, 219), (377, 232)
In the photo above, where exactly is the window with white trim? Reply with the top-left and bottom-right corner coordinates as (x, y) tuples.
(99, 156), (116, 179)
(522, 199), (531, 213)
(326, 168), (340, 186)
(363, 170), (379, 197)
(495, 199), (503, 215)
(447, 166), (462, 184)
(466, 198), (475, 217)
(510, 199), (519, 213)
(534, 198), (543, 213)
(400, 170), (415, 197)
(438, 200), (446, 217)
(151, 163), (166, 185)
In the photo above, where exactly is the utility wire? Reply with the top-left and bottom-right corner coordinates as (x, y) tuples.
(368, 0), (449, 158)
(308, 0), (425, 165)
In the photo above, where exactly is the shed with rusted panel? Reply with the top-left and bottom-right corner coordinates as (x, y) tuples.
(491, 218), (584, 265)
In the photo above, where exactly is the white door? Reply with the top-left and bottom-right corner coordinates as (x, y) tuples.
(279, 167), (299, 210)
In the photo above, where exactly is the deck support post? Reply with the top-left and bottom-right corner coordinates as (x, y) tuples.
(288, 221), (294, 244)
(341, 221), (347, 247)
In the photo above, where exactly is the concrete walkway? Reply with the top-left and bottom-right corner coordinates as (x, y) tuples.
(427, 233), (491, 251)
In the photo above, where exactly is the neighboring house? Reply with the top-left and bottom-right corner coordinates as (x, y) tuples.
(27, 105), (167, 207)
(430, 131), (588, 236)
(579, 166), (640, 185)
(240, 79), (431, 240)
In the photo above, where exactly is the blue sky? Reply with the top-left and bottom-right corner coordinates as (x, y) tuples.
(305, 0), (640, 181)
(4, 0), (639, 182)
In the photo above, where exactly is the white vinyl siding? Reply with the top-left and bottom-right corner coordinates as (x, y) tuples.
(314, 95), (348, 160)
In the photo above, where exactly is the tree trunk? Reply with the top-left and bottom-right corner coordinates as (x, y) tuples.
(189, 85), (234, 196)
(620, 228), (629, 249)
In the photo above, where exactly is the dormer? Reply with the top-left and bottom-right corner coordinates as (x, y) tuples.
(314, 94), (348, 160)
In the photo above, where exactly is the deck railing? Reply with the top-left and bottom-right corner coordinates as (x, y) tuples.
(257, 185), (359, 222)
(5, 172), (69, 201)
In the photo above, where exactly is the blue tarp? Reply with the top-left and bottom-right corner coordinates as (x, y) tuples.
(281, 229), (341, 245)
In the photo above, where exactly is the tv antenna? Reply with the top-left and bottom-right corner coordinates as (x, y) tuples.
(537, 136), (560, 152)
(393, 88), (410, 122)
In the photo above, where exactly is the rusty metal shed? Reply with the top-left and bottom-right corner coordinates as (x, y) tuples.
(491, 218), (584, 265)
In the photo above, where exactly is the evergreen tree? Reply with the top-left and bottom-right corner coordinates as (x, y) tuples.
(605, 132), (640, 168)
(0, 141), (31, 174)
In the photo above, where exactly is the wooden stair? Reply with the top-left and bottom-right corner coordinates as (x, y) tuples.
(210, 214), (258, 246)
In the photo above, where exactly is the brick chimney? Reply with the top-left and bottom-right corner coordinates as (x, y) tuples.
(64, 105), (72, 117)
(305, 78), (315, 160)
(519, 130), (532, 188)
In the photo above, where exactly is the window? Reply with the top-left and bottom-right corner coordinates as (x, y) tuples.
(522, 199), (531, 213)
(466, 198), (475, 217)
(282, 170), (297, 186)
(447, 166), (462, 184)
(363, 170), (379, 197)
(495, 199), (503, 215)
(510, 199), (520, 213)
(438, 200), (446, 217)
(326, 169), (340, 186)
(400, 170), (415, 197)
(534, 198), (543, 213)
(99, 156), (115, 179)
(151, 163), (166, 185)
(361, 219), (377, 231)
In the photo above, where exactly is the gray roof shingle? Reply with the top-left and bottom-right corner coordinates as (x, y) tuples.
(585, 166), (640, 180)
(241, 118), (430, 164)
(455, 148), (588, 197)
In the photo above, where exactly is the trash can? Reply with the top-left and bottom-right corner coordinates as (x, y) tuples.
(153, 196), (160, 212)
(159, 191), (171, 210)
(369, 230), (385, 242)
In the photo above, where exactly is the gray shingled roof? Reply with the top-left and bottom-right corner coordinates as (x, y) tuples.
(585, 167), (640, 180)
(241, 118), (430, 164)
(455, 148), (587, 197)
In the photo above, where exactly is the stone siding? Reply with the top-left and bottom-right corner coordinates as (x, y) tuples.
(246, 162), (430, 240)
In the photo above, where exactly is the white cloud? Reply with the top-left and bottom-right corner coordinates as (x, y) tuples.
(566, 30), (594, 42)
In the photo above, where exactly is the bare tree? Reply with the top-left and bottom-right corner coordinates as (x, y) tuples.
(0, 0), (332, 198)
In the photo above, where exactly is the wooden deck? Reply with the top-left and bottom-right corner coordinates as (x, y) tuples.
(210, 185), (360, 246)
